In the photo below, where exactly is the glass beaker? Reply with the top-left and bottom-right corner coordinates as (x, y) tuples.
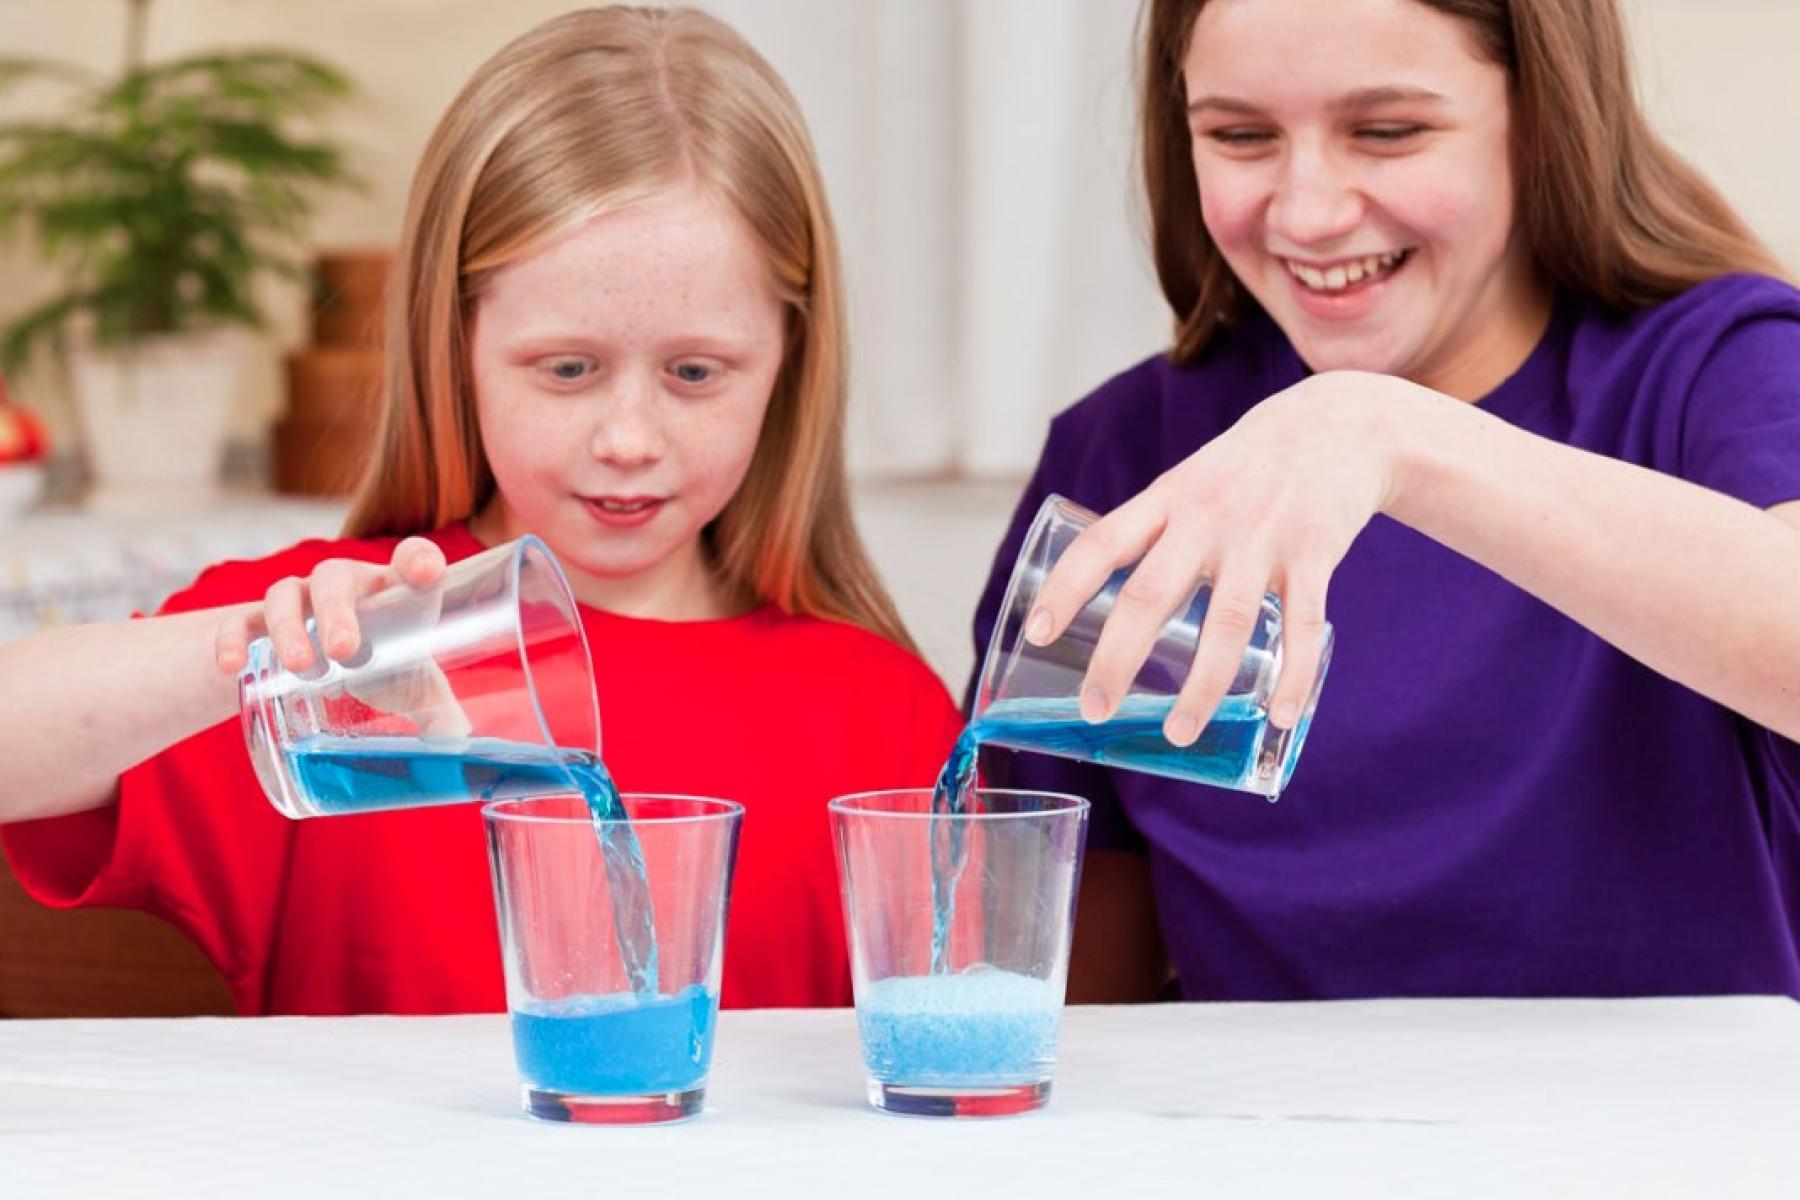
(973, 494), (1332, 799)
(831, 787), (1088, 1117)
(486, 793), (742, 1124)
(239, 535), (599, 818)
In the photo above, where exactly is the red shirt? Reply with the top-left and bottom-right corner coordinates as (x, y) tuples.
(3, 524), (963, 1014)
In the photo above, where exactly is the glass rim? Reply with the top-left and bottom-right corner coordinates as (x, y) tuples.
(827, 787), (1090, 821)
(482, 793), (744, 826)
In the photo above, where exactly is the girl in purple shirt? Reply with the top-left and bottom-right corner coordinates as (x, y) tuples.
(975, 0), (1800, 1001)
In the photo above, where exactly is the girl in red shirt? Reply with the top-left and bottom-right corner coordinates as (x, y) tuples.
(0, 7), (962, 1016)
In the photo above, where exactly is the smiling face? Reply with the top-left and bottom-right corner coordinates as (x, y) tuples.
(1183, 0), (1548, 397)
(466, 180), (787, 616)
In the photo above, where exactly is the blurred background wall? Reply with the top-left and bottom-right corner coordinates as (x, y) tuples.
(7, 0), (1793, 474)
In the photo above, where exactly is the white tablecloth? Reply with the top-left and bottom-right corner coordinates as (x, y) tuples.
(4, 998), (1797, 1197)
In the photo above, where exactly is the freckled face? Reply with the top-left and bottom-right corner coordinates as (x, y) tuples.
(467, 182), (786, 586)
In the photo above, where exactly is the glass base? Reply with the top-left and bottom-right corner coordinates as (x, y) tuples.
(868, 1078), (1051, 1117)
(521, 1084), (704, 1125)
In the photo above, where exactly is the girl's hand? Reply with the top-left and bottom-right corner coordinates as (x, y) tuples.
(213, 537), (470, 738)
(1024, 371), (1414, 745)
(212, 537), (449, 675)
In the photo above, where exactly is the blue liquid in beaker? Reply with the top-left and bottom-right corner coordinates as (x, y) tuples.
(511, 983), (716, 1095)
(857, 968), (1060, 1086)
(967, 692), (1271, 792)
(283, 735), (618, 815)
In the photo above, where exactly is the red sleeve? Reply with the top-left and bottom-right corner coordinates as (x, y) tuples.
(0, 533), (411, 1010)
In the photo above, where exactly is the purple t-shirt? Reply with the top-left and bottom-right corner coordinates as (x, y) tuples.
(972, 273), (1800, 1000)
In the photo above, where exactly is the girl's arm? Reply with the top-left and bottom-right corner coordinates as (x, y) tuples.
(0, 606), (252, 823)
(1028, 372), (1800, 744)
(0, 537), (448, 825)
(1383, 379), (1800, 741)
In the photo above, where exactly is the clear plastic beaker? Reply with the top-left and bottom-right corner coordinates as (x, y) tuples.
(239, 535), (599, 818)
(830, 787), (1088, 1117)
(486, 794), (742, 1124)
(974, 494), (1332, 799)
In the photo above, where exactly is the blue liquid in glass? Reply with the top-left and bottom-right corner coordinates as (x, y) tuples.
(857, 968), (1060, 1086)
(283, 735), (659, 996)
(511, 983), (716, 1095)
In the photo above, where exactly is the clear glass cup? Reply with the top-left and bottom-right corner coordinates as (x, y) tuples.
(830, 787), (1088, 1117)
(485, 793), (742, 1125)
(974, 494), (1333, 799)
(239, 535), (600, 818)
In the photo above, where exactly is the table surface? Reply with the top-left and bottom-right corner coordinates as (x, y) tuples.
(5, 997), (1798, 1197)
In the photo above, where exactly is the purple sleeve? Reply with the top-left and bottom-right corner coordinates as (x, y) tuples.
(1682, 314), (1800, 509)
(1680, 309), (1800, 769)
(966, 425), (1145, 853)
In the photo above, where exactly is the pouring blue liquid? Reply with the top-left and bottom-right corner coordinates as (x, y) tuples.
(927, 692), (1273, 972)
(282, 734), (659, 997)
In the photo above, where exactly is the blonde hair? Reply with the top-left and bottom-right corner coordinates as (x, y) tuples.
(346, 6), (914, 650)
(1138, 0), (1788, 363)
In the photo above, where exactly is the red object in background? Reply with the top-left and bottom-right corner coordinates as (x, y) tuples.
(0, 374), (50, 464)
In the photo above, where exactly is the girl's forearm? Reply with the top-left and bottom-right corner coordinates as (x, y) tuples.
(0, 605), (253, 823)
(1379, 383), (1800, 739)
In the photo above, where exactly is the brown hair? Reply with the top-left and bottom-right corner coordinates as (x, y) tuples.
(1139, 0), (1787, 363)
(345, 7), (914, 650)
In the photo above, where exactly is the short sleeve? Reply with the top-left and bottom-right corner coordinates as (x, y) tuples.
(1, 719), (296, 1002)
(1682, 314), (1800, 509)
(1674, 308), (1800, 780)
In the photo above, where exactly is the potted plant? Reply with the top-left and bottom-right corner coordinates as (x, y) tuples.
(0, 0), (357, 507)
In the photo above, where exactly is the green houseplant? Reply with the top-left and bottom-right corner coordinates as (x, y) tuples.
(0, 0), (357, 504)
